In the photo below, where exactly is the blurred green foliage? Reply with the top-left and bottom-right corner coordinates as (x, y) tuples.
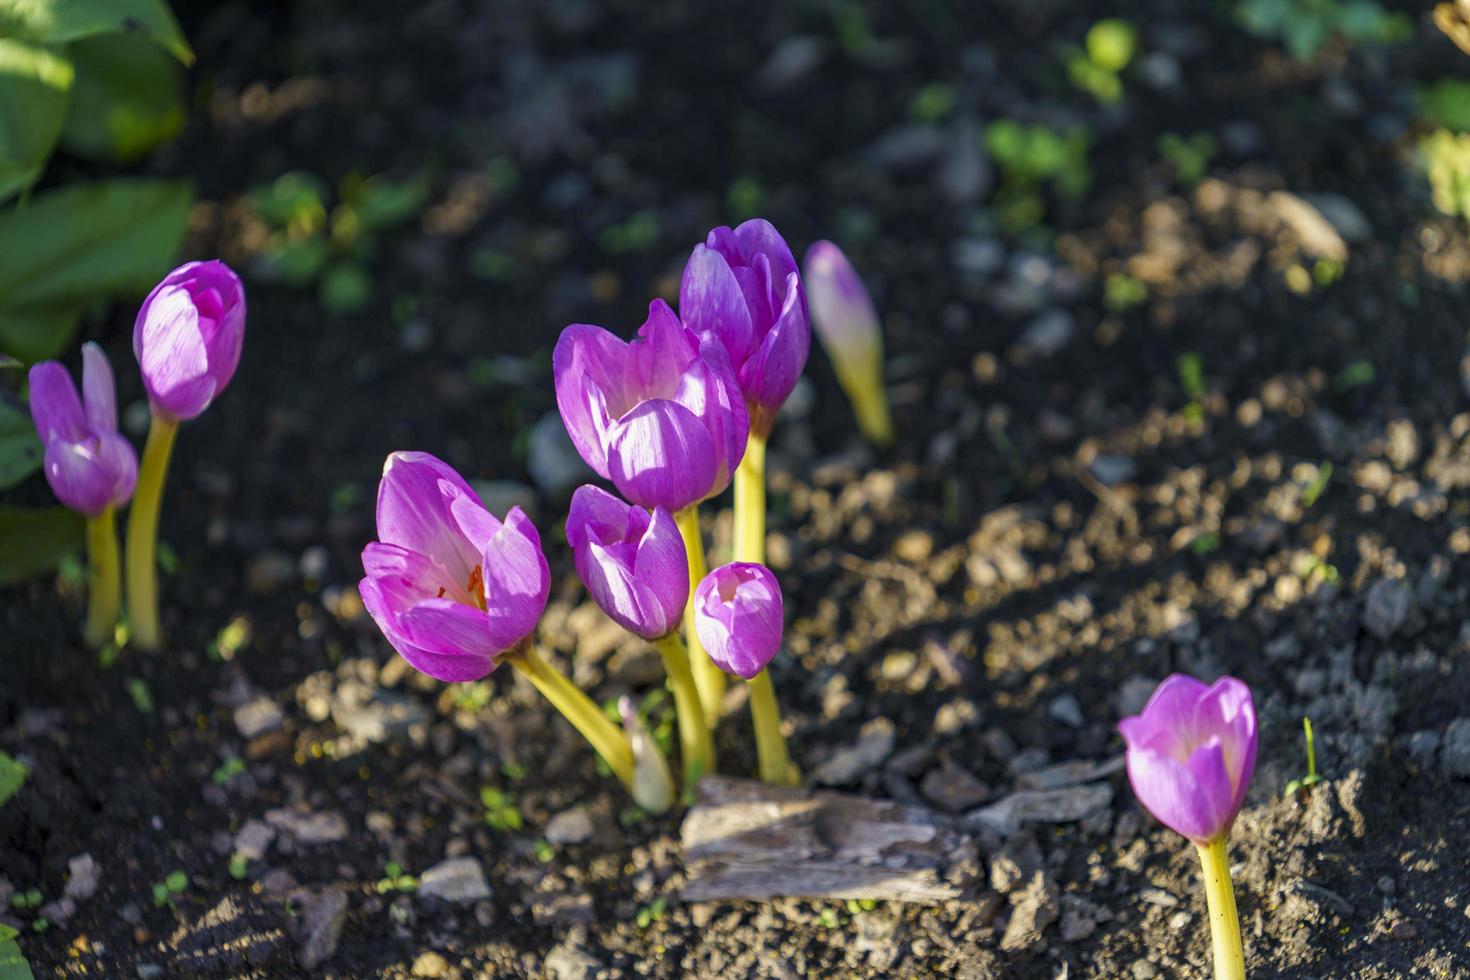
(1158, 132), (1216, 186)
(1419, 79), (1470, 134)
(984, 120), (1092, 233)
(1237, 0), (1410, 60)
(1066, 19), (1137, 105)
(1420, 128), (1470, 222)
(250, 170), (430, 314)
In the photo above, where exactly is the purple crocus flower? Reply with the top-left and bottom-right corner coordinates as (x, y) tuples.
(692, 561), (784, 680)
(803, 240), (892, 445)
(28, 343), (137, 516)
(679, 219), (810, 438)
(133, 260), (247, 421)
(553, 299), (748, 513)
(358, 451), (550, 683)
(566, 485), (688, 641)
(1118, 674), (1258, 844)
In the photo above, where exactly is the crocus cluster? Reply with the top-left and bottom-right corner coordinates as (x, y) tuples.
(26, 260), (246, 649)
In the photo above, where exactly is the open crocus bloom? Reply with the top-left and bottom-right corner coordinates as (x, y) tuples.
(358, 452), (550, 682)
(679, 218), (809, 437)
(693, 562), (784, 680)
(553, 300), (748, 512)
(29, 343), (138, 516)
(1118, 674), (1258, 844)
(134, 260), (247, 422)
(566, 485), (687, 641)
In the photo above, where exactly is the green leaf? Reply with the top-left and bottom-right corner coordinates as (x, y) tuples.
(0, 399), (40, 490)
(0, 302), (82, 363)
(0, 504), (82, 585)
(0, 177), (191, 359)
(59, 31), (183, 162)
(0, 37), (73, 204)
(0, 936), (35, 980)
(0, 0), (193, 64)
(0, 751), (27, 806)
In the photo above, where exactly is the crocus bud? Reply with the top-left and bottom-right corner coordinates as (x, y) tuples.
(1118, 674), (1258, 845)
(553, 300), (748, 512)
(29, 343), (137, 516)
(566, 485), (687, 641)
(803, 241), (893, 446)
(679, 219), (810, 438)
(619, 696), (675, 813)
(693, 562), (784, 680)
(133, 260), (247, 421)
(359, 452), (551, 682)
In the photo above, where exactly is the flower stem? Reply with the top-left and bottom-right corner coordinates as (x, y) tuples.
(653, 632), (715, 786)
(125, 414), (178, 651)
(1196, 838), (1246, 980)
(83, 506), (119, 649)
(508, 645), (634, 791)
(675, 505), (724, 727)
(732, 433), (796, 785)
(837, 364), (894, 447)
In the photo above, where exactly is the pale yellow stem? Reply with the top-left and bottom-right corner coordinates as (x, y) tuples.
(124, 414), (178, 650)
(653, 632), (715, 786)
(508, 645), (634, 791)
(676, 505), (725, 726)
(732, 433), (796, 785)
(83, 506), (120, 649)
(1196, 838), (1247, 980)
(835, 360), (894, 446)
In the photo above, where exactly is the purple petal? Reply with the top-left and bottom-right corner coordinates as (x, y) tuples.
(396, 598), (500, 674)
(43, 439), (113, 515)
(553, 323), (628, 479)
(736, 273), (810, 429)
(361, 542), (454, 608)
(134, 282), (216, 420)
(80, 343), (118, 432)
(680, 244), (755, 367)
(805, 240), (883, 357)
(694, 562), (783, 679)
(670, 338), (749, 494)
(626, 300), (697, 400)
(375, 452), (482, 580)
(447, 484), (503, 554)
(579, 537), (651, 637)
(565, 483), (632, 550)
(630, 506), (688, 639)
(1125, 739), (1234, 843)
(606, 399), (718, 512)
(733, 218), (799, 283)
(28, 361), (86, 444)
(478, 507), (550, 650)
(1195, 677), (1258, 815)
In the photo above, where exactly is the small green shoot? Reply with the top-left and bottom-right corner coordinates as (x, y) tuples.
(817, 905), (842, 929)
(10, 889), (41, 912)
(909, 82), (956, 123)
(984, 120), (1093, 234)
(375, 861), (419, 894)
(1420, 129), (1470, 223)
(212, 756), (247, 785)
(1177, 352), (1206, 422)
(1158, 132), (1216, 186)
(846, 898), (878, 915)
(1067, 19), (1137, 104)
(157, 542), (179, 576)
(1334, 359), (1374, 392)
(1301, 462), (1332, 508)
(1191, 532), (1223, 556)
(228, 853), (249, 880)
(152, 870), (188, 908)
(635, 895), (668, 930)
(500, 760), (528, 782)
(127, 678), (154, 714)
(533, 839), (555, 863)
(0, 752), (27, 807)
(209, 616), (251, 661)
(480, 787), (523, 832)
(1284, 717), (1325, 797)
(1104, 273), (1147, 311)
(1419, 79), (1470, 134)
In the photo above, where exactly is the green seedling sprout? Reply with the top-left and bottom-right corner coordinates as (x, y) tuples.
(1301, 462), (1332, 508)
(375, 862), (418, 894)
(152, 870), (188, 908)
(1066, 20), (1137, 104)
(1284, 717), (1325, 798)
(635, 895), (668, 930)
(0, 752), (27, 807)
(480, 787), (523, 832)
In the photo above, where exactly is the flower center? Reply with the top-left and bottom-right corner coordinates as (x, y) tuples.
(436, 564), (487, 611)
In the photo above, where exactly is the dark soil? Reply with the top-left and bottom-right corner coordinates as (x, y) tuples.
(6, 0), (1470, 976)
